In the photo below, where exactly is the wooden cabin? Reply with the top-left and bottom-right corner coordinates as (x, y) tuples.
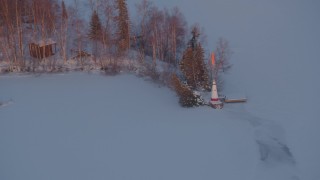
(29, 39), (56, 59)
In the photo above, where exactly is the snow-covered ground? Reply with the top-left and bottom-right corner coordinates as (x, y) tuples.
(0, 72), (307, 180)
(138, 1), (320, 179)
(0, 73), (259, 180)
(1, 0), (319, 180)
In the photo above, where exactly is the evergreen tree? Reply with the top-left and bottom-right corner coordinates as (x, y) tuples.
(88, 10), (103, 59)
(115, 0), (130, 53)
(188, 27), (200, 49)
(88, 10), (103, 41)
(0, 7), (3, 26)
(171, 74), (204, 107)
(180, 26), (210, 91)
(180, 47), (197, 88)
(194, 44), (210, 90)
(61, 0), (68, 20)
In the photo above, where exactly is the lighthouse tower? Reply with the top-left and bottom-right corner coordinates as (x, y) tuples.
(210, 80), (223, 109)
(209, 52), (223, 109)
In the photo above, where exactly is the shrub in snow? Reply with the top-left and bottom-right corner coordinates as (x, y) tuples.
(102, 63), (121, 75)
(145, 64), (160, 82)
(171, 74), (204, 107)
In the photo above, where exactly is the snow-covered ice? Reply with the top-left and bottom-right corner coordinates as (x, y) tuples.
(1, 73), (258, 180)
(0, 71), (314, 180)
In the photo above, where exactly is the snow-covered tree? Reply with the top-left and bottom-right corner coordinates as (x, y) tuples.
(171, 74), (204, 107)
(115, 0), (130, 54)
(88, 10), (103, 41)
(180, 26), (210, 91)
(88, 10), (103, 59)
(194, 44), (210, 90)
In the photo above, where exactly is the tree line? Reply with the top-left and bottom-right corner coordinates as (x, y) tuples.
(0, 0), (187, 69)
(0, 0), (232, 107)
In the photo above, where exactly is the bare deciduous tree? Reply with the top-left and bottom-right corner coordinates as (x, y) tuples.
(213, 37), (232, 81)
(59, 0), (69, 63)
(69, 0), (88, 68)
(167, 7), (187, 65)
(0, 0), (28, 70)
(134, 4), (187, 67)
(210, 38), (233, 90)
(100, 0), (117, 69)
(135, 0), (153, 62)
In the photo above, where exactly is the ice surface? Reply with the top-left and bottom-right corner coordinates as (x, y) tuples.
(0, 73), (257, 180)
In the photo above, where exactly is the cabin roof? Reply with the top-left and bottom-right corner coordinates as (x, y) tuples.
(32, 38), (56, 47)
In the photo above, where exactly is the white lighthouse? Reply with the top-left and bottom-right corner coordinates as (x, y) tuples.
(210, 80), (223, 109)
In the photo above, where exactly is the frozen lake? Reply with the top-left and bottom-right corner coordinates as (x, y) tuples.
(0, 73), (256, 180)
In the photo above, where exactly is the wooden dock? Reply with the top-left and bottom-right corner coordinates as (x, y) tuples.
(224, 98), (247, 103)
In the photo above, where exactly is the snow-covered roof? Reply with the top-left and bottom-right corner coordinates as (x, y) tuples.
(32, 38), (56, 47)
